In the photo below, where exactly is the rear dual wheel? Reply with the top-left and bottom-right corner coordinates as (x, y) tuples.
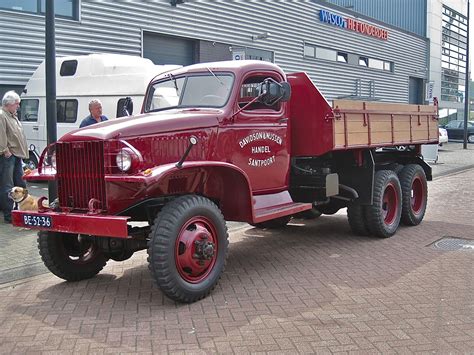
(399, 164), (428, 226)
(365, 170), (402, 238)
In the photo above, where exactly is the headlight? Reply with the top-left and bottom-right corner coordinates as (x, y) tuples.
(116, 149), (132, 171)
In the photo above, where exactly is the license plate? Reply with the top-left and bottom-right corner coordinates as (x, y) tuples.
(22, 214), (53, 228)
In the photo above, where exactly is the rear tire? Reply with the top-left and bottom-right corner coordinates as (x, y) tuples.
(347, 203), (370, 236)
(468, 135), (474, 144)
(38, 231), (108, 281)
(365, 170), (402, 238)
(147, 195), (228, 303)
(399, 164), (428, 226)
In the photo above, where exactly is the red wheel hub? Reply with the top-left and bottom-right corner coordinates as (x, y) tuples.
(382, 183), (398, 225)
(175, 217), (218, 283)
(410, 176), (424, 214)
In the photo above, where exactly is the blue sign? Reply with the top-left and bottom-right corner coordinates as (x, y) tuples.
(319, 10), (347, 28)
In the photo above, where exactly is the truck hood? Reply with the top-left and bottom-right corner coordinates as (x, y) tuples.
(61, 108), (223, 141)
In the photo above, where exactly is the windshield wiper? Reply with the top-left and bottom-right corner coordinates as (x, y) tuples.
(206, 67), (228, 91)
(168, 73), (179, 95)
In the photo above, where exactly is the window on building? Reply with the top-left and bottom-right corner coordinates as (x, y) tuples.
(368, 58), (384, 70)
(359, 57), (369, 67)
(303, 44), (316, 58)
(441, 5), (467, 103)
(337, 52), (348, 63)
(0, 0), (79, 20)
(316, 47), (337, 61)
(57, 99), (78, 123)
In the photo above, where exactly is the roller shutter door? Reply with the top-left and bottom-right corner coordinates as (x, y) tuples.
(143, 32), (195, 66)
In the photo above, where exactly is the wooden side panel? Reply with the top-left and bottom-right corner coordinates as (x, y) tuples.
(332, 99), (438, 149)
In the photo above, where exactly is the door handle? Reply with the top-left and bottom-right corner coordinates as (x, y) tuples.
(278, 118), (288, 124)
(33, 126), (39, 131)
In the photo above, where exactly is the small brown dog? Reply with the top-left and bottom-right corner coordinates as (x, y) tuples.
(8, 187), (40, 212)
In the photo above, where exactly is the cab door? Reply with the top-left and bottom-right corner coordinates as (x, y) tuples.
(216, 71), (290, 193)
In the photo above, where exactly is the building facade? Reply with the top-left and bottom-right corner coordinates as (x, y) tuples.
(1, 0), (428, 106)
(327, 0), (469, 124)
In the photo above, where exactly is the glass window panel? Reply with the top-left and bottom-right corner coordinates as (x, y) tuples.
(40, 0), (76, 18)
(57, 99), (78, 123)
(442, 61), (450, 69)
(442, 55), (450, 62)
(303, 45), (315, 58)
(337, 52), (348, 63)
(368, 58), (384, 70)
(19, 99), (39, 122)
(359, 57), (368, 66)
(384, 62), (391, 71)
(0, 0), (37, 12)
(316, 47), (337, 61)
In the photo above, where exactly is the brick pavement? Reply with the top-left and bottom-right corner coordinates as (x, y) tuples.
(0, 148), (473, 353)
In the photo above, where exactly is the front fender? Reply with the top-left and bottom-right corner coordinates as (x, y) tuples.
(106, 161), (254, 222)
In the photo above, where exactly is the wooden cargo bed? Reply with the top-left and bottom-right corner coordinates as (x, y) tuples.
(288, 72), (439, 157)
(332, 100), (439, 150)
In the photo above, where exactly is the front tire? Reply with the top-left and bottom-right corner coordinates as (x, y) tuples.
(147, 195), (229, 303)
(38, 231), (108, 281)
(365, 170), (402, 238)
(399, 164), (428, 226)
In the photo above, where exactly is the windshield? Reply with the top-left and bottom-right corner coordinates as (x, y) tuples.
(145, 73), (234, 112)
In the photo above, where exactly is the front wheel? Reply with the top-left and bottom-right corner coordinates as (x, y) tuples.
(365, 170), (402, 238)
(147, 195), (229, 303)
(38, 231), (108, 281)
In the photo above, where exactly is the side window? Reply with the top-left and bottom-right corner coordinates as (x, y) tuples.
(239, 75), (281, 111)
(19, 99), (39, 122)
(60, 60), (78, 76)
(57, 99), (78, 123)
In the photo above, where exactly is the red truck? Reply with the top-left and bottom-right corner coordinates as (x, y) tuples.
(13, 60), (438, 303)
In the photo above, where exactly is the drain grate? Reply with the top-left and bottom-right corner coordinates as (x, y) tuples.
(430, 237), (474, 251)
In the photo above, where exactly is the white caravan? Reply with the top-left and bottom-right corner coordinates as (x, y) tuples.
(19, 53), (179, 168)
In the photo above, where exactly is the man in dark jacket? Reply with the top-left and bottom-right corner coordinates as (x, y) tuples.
(79, 99), (108, 128)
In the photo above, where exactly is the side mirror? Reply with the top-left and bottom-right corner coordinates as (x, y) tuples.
(259, 78), (291, 106)
(118, 97), (134, 117)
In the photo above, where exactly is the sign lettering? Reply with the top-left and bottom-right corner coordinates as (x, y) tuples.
(319, 9), (388, 41)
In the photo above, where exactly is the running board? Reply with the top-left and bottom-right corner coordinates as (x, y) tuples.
(252, 191), (312, 224)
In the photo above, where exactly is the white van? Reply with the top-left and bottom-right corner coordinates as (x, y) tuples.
(19, 53), (179, 168)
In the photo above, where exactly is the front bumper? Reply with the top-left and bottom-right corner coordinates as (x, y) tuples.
(12, 210), (130, 238)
